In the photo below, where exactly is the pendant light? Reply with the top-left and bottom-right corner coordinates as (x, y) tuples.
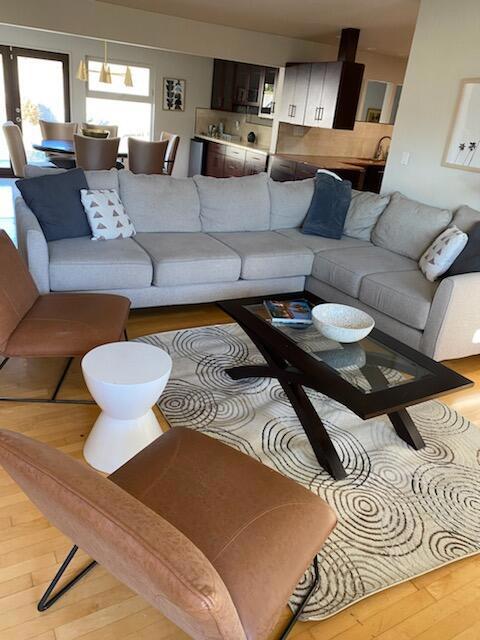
(76, 57), (88, 82)
(99, 40), (112, 84)
(124, 65), (133, 87)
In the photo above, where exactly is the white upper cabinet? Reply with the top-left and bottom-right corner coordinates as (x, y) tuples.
(278, 64), (311, 125)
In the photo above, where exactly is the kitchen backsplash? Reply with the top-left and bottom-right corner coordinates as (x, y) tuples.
(275, 121), (394, 158)
(195, 108), (273, 149)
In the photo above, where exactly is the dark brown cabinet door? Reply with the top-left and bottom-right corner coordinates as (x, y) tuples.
(245, 150), (267, 175)
(211, 59), (235, 111)
(270, 157), (296, 182)
(223, 157), (245, 177)
(205, 142), (226, 177)
(294, 163), (318, 180)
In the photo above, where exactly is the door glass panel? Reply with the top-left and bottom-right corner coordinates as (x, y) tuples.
(17, 56), (65, 161)
(0, 55), (9, 169)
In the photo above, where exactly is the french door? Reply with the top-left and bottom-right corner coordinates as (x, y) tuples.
(0, 46), (70, 176)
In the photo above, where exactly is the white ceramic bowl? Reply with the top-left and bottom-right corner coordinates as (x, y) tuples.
(312, 303), (375, 343)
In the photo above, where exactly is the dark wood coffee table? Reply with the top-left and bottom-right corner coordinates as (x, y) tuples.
(219, 292), (472, 480)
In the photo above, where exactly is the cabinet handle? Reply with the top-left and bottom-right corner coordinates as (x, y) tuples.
(271, 101), (275, 114)
(319, 106), (324, 120)
(292, 104), (296, 118)
(314, 106), (320, 120)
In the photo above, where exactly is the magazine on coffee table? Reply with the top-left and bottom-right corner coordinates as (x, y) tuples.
(263, 299), (312, 325)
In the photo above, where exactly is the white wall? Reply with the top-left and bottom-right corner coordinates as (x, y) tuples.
(0, 24), (213, 176)
(382, 0), (480, 209)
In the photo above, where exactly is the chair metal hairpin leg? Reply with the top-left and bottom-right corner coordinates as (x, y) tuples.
(37, 545), (97, 612)
(279, 557), (320, 640)
(0, 356), (94, 405)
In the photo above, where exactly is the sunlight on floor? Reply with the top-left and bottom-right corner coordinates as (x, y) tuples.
(0, 177), (18, 244)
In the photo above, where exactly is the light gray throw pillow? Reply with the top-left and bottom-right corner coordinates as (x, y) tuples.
(194, 172), (270, 232)
(269, 178), (314, 229)
(343, 190), (390, 241)
(371, 191), (452, 260)
(119, 171), (201, 233)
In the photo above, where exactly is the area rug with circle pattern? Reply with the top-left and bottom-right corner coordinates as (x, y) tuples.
(137, 323), (480, 620)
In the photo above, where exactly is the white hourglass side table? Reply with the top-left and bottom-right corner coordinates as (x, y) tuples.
(81, 341), (172, 473)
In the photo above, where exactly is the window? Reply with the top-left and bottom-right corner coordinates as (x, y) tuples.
(86, 59), (153, 153)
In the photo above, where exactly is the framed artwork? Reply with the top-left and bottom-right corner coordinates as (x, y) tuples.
(366, 107), (381, 123)
(443, 77), (480, 172)
(163, 78), (185, 111)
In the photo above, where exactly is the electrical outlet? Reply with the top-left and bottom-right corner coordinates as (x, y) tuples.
(401, 152), (410, 166)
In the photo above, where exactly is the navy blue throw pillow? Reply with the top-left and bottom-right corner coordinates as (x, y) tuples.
(16, 168), (91, 242)
(444, 221), (480, 277)
(301, 172), (352, 239)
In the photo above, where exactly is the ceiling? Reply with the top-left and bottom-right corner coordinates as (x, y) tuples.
(102, 0), (420, 58)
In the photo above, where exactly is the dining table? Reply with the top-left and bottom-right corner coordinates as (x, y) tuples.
(33, 139), (128, 158)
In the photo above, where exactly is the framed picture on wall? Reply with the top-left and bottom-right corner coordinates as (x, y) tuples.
(443, 77), (480, 172)
(163, 78), (186, 111)
(366, 107), (381, 123)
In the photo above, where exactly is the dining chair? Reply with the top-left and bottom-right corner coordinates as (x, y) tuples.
(128, 137), (168, 174)
(0, 230), (130, 403)
(82, 123), (119, 138)
(159, 131), (180, 175)
(0, 425), (336, 639)
(39, 120), (78, 141)
(2, 121), (28, 177)
(74, 134), (121, 171)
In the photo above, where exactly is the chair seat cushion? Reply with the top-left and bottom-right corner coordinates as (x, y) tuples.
(110, 427), (336, 640)
(359, 270), (437, 330)
(312, 246), (418, 298)
(277, 228), (371, 252)
(134, 233), (241, 286)
(5, 293), (130, 357)
(210, 231), (314, 280)
(48, 237), (153, 291)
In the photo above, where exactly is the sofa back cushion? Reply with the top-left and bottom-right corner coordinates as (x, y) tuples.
(194, 173), (270, 232)
(119, 171), (201, 233)
(371, 191), (452, 260)
(269, 178), (314, 229)
(343, 190), (390, 241)
(24, 165), (120, 191)
(452, 205), (480, 233)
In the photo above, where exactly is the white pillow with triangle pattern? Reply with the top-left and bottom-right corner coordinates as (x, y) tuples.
(419, 225), (468, 282)
(80, 188), (136, 240)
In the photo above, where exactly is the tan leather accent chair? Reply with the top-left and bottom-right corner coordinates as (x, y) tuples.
(0, 231), (130, 402)
(74, 134), (121, 171)
(160, 131), (180, 175)
(128, 137), (168, 174)
(0, 426), (336, 639)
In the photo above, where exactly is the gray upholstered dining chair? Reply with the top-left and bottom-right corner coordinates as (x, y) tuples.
(74, 134), (121, 171)
(128, 137), (168, 174)
(39, 120), (78, 141)
(0, 426), (336, 639)
(159, 131), (180, 175)
(2, 121), (28, 177)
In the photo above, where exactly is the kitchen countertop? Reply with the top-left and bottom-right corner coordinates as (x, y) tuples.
(276, 153), (386, 172)
(195, 134), (270, 156)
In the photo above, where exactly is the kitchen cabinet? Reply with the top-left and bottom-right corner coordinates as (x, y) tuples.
(205, 142), (226, 177)
(279, 61), (364, 130)
(211, 60), (236, 112)
(233, 64), (262, 107)
(278, 64), (311, 125)
(245, 150), (268, 175)
(224, 146), (246, 177)
(204, 141), (268, 178)
(270, 155), (366, 190)
(269, 156), (296, 182)
(259, 67), (279, 118)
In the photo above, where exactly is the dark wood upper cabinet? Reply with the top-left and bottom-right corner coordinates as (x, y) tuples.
(279, 60), (364, 130)
(211, 59), (278, 117)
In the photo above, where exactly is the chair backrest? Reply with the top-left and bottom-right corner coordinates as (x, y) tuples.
(2, 121), (27, 177)
(39, 120), (78, 141)
(159, 131), (180, 175)
(82, 123), (118, 138)
(74, 134), (120, 171)
(128, 138), (168, 175)
(0, 428), (247, 640)
(0, 231), (39, 353)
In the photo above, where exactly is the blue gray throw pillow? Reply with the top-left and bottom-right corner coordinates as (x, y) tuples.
(16, 168), (91, 242)
(302, 172), (352, 239)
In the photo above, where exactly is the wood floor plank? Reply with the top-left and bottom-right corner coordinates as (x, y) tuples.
(0, 304), (478, 640)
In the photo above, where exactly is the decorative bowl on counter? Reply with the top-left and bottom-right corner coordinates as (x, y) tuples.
(312, 303), (375, 343)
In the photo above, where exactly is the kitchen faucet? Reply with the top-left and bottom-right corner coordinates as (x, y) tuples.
(374, 136), (392, 161)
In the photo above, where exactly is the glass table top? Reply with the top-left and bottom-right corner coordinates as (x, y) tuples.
(245, 302), (432, 395)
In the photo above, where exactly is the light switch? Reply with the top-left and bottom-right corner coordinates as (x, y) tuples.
(401, 152), (410, 166)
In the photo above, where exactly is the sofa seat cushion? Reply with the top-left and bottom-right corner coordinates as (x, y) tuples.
(359, 270), (437, 330)
(277, 228), (371, 253)
(48, 237), (153, 291)
(311, 246), (417, 298)
(134, 233), (241, 286)
(118, 171), (201, 233)
(211, 231), (314, 280)
(194, 173), (270, 232)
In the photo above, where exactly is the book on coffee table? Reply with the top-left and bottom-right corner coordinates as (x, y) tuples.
(263, 299), (312, 325)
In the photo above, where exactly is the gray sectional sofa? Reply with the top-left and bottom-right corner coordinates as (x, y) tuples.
(15, 168), (480, 361)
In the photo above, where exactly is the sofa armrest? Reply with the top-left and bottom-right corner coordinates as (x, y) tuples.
(14, 197), (50, 293)
(421, 272), (480, 360)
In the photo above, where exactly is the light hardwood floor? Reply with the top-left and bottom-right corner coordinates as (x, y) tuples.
(0, 304), (479, 640)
